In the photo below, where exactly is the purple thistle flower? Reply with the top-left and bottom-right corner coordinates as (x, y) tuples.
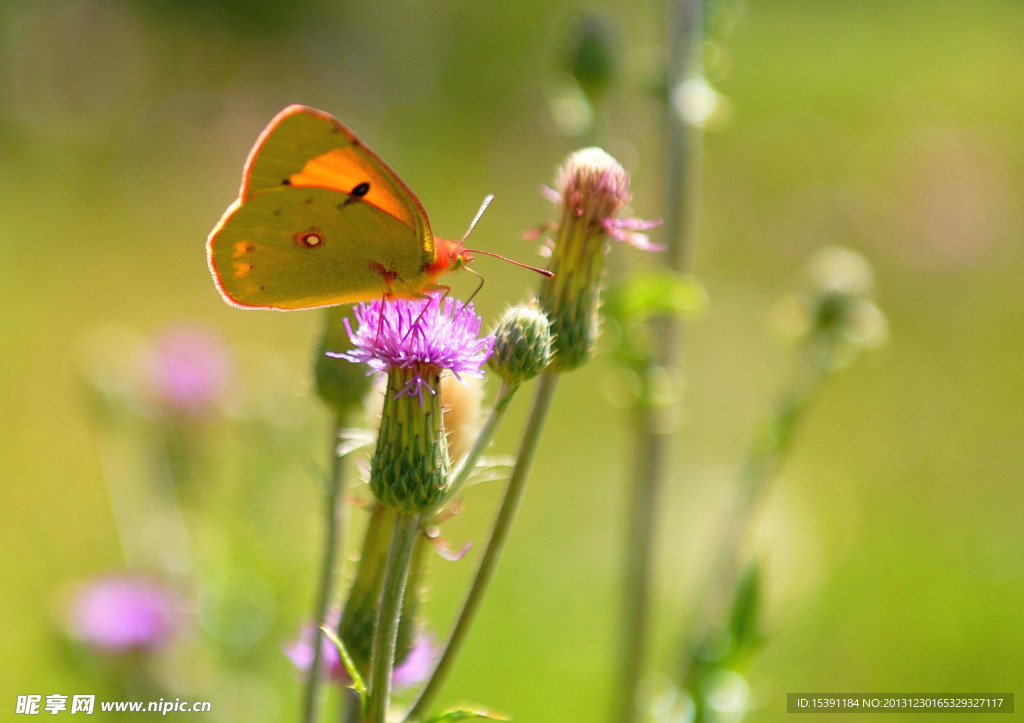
(66, 575), (182, 653)
(145, 325), (233, 418)
(284, 612), (436, 689)
(327, 293), (494, 404)
(282, 617), (340, 679)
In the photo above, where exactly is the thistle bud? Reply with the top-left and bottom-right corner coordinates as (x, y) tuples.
(564, 14), (617, 104)
(441, 374), (483, 463)
(488, 303), (554, 385)
(774, 247), (888, 370)
(372, 364), (451, 512)
(313, 306), (373, 417)
(538, 148), (662, 371)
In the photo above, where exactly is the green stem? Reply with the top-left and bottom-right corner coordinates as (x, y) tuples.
(304, 413), (349, 723)
(366, 511), (421, 723)
(680, 345), (830, 685)
(405, 370), (559, 721)
(614, 395), (667, 723)
(431, 382), (517, 515)
(613, 1), (703, 721)
(340, 691), (360, 723)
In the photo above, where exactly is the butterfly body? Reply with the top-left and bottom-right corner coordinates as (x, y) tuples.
(208, 105), (468, 310)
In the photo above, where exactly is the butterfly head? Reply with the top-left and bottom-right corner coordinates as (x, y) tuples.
(428, 237), (473, 278)
(449, 246), (474, 272)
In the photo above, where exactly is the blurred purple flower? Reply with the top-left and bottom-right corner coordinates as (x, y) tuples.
(145, 325), (232, 417)
(328, 293), (493, 404)
(392, 633), (435, 687)
(67, 575), (181, 652)
(284, 613), (435, 688)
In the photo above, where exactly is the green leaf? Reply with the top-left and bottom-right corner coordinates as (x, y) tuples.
(603, 270), (706, 326)
(422, 705), (510, 722)
(320, 625), (368, 713)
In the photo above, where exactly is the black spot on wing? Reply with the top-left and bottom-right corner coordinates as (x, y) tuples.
(340, 182), (371, 210)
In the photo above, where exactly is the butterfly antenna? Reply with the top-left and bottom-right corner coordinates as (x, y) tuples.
(465, 248), (554, 278)
(461, 194), (495, 242)
(461, 193), (554, 279)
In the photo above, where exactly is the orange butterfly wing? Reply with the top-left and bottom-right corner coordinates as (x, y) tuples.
(240, 105), (435, 263)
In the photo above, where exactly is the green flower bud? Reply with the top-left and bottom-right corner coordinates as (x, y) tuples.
(313, 307), (372, 416)
(488, 303), (554, 385)
(804, 247), (888, 355)
(773, 247), (888, 370)
(440, 374), (483, 463)
(371, 365), (451, 512)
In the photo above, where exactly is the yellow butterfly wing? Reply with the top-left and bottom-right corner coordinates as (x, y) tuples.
(210, 187), (434, 310)
(208, 105), (437, 309)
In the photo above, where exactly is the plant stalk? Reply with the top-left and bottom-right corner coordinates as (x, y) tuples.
(680, 345), (830, 684)
(304, 413), (349, 723)
(405, 370), (559, 721)
(613, 0), (703, 721)
(366, 511), (421, 723)
(432, 381), (517, 515)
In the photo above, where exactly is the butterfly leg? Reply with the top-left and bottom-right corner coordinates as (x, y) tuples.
(404, 285), (451, 342)
(375, 292), (395, 344)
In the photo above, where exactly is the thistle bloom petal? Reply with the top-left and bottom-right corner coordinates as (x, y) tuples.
(604, 217), (665, 251)
(328, 294), (493, 402)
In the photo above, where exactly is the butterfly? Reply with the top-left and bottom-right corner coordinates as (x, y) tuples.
(207, 105), (501, 311)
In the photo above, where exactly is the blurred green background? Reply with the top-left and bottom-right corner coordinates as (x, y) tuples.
(2, 0), (1022, 721)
